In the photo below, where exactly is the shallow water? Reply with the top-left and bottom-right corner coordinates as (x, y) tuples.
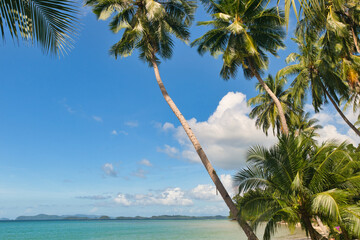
(0, 220), (308, 240)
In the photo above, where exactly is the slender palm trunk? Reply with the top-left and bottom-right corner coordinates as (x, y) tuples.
(250, 67), (289, 135)
(321, 83), (360, 137)
(151, 59), (259, 240)
(301, 214), (323, 240)
(351, 27), (360, 54)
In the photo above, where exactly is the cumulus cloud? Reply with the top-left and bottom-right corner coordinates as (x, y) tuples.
(161, 92), (277, 169)
(157, 144), (180, 158)
(189, 174), (237, 201)
(125, 121), (138, 127)
(92, 116), (103, 122)
(303, 105), (360, 145)
(162, 122), (175, 131)
(102, 163), (117, 177)
(190, 184), (219, 201)
(114, 194), (132, 206)
(139, 159), (152, 167)
(316, 125), (353, 144)
(114, 188), (193, 206)
(77, 195), (111, 200)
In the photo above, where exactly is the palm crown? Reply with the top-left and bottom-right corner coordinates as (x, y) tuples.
(85, 0), (196, 64)
(0, 0), (79, 55)
(235, 135), (360, 240)
(192, 0), (285, 80)
(277, 30), (348, 112)
(248, 75), (295, 136)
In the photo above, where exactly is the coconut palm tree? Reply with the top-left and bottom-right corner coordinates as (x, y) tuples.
(277, 29), (360, 136)
(0, 0), (79, 55)
(192, 0), (289, 135)
(299, 0), (360, 54)
(289, 111), (322, 138)
(234, 135), (360, 240)
(85, 0), (258, 239)
(248, 74), (299, 136)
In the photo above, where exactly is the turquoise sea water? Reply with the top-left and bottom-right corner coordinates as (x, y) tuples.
(0, 220), (308, 240)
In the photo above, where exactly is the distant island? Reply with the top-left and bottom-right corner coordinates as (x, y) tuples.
(10, 214), (227, 221)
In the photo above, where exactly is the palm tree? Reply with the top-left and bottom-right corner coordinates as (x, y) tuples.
(298, 0), (360, 93)
(277, 29), (360, 136)
(234, 135), (360, 240)
(248, 74), (299, 136)
(299, 0), (360, 54)
(289, 111), (322, 138)
(85, 0), (258, 239)
(0, 0), (79, 55)
(192, 0), (289, 135)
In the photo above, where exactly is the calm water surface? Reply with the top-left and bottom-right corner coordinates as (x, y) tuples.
(0, 220), (308, 240)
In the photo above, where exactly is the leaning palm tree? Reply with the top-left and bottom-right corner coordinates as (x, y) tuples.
(248, 74), (298, 136)
(278, 29), (360, 136)
(192, 0), (289, 135)
(85, 0), (258, 239)
(235, 135), (360, 240)
(0, 0), (79, 55)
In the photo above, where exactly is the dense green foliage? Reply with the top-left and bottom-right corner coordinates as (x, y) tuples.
(0, 0), (79, 55)
(85, 0), (196, 64)
(192, 0), (285, 80)
(248, 75), (296, 136)
(235, 135), (360, 240)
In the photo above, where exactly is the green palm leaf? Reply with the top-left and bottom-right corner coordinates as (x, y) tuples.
(0, 0), (79, 55)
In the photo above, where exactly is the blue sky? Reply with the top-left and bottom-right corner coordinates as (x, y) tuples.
(0, 3), (358, 219)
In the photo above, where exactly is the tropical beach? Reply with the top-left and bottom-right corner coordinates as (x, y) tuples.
(1, 0), (360, 240)
(0, 219), (310, 240)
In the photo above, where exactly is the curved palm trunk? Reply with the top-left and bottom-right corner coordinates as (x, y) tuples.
(250, 67), (289, 135)
(151, 60), (259, 240)
(301, 214), (324, 240)
(351, 27), (360, 53)
(321, 83), (360, 137)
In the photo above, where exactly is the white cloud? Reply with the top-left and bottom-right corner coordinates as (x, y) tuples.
(125, 121), (138, 127)
(220, 174), (237, 197)
(102, 163), (117, 177)
(111, 130), (128, 136)
(157, 144), (179, 158)
(190, 184), (219, 201)
(162, 122), (175, 131)
(163, 92), (277, 169)
(114, 188), (193, 206)
(139, 159), (152, 167)
(313, 112), (332, 125)
(92, 116), (103, 122)
(304, 105), (359, 145)
(316, 125), (357, 145)
(189, 174), (237, 202)
(337, 106), (360, 126)
(114, 194), (132, 206)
